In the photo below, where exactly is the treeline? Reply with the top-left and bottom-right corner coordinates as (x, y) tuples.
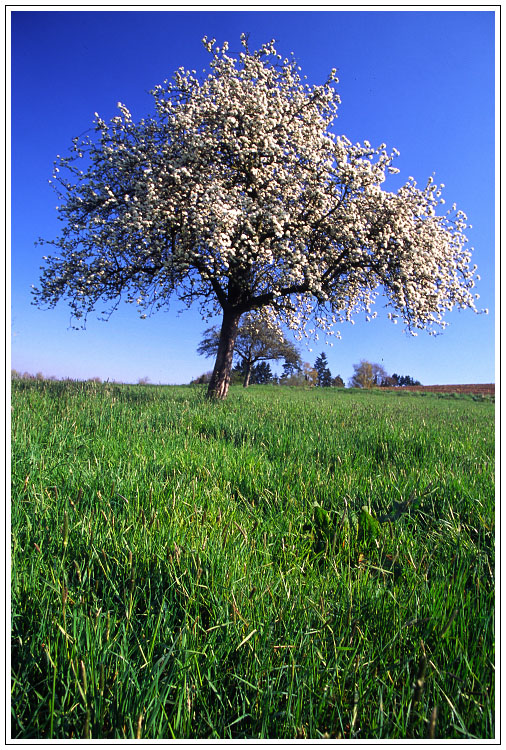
(192, 353), (420, 390)
(194, 318), (420, 389)
(11, 370), (58, 381)
(10, 371), (153, 386)
(13, 360), (421, 391)
(191, 354), (345, 388)
(348, 360), (421, 389)
(11, 371), (110, 384)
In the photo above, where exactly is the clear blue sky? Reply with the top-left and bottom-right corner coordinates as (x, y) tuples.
(10, 9), (496, 385)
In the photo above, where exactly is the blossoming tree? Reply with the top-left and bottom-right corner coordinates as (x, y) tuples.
(33, 35), (481, 399)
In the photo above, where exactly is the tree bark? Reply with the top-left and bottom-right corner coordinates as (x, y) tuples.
(242, 359), (252, 388)
(207, 310), (242, 400)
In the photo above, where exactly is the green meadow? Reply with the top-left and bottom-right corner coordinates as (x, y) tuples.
(11, 380), (495, 739)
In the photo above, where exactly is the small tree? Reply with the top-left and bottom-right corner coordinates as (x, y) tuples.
(250, 361), (273, 384)
(280, 360), (299, 380)
(33, 35), (481, 400)
(314, 352), (333, 387)
(349, 360), (393, 388)
(198, 313), (300, 388)
(279, 361), (318, 387)
(332, 374), (345, 388)
(349, 360), (374, 389)
(302, 363), (318, 387)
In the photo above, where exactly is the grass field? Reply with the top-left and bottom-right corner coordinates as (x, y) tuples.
(11, 380), (495, 739)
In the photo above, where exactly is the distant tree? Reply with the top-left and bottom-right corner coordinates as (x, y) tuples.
(137, 376), (150, 385)
(32, 35), (481, 402)
(371, 363), (390, 386)
(230, 366), (247, 385)
(11, 370), (21, 380)
(192, 367), (244, 386)
(278, 361), (318, 387)
(391, 373), (422, 387)
(280, 360), (299, 381)
(279, 370), (302, 386)
(378, 374), (398, 387)
(191, 371), (213, 385)
(302, 363), (318, 387)
(349, 360), (374, 388)
(198, 313), (301, 388)
(314, 352), (332, 387)
(250, 361), (273, 384)
(350, 360), (398, 388)
(280, 372), (301, 386)
(332, 374), (345, 388)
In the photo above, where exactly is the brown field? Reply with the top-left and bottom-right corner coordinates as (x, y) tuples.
(388, 383), (495, 396)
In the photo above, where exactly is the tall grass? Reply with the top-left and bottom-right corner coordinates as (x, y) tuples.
(11, 381), (495, 739)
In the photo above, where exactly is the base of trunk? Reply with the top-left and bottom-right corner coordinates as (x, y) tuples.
(206, 310), (241, 401)
(206, 378), (230, 400)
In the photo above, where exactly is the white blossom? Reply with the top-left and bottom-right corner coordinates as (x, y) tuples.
(33, 34), (481, 361)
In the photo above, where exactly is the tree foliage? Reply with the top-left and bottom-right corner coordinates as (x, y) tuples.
(302, 363), (318, 387)
(250, 361), (273, 384)
(33, 34), (481, 399)
(349, 360), (420, 388)
(313, 351), (332, 387)
(349, 360), (388, 388)
(391, 373), (422, 387)
(280, 360), (299, 380)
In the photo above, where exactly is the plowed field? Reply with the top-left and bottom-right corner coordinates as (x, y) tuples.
(391, 383), (495, 395)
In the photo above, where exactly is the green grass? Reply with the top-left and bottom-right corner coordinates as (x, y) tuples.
(11, 380), (495, 739)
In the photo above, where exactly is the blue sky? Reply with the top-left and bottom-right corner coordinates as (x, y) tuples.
(10, 9), (496, 385)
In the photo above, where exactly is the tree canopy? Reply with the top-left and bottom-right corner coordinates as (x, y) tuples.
(33, 34), (481, 399)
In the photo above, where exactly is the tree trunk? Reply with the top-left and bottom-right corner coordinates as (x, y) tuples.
(243, 359), (253, 388)
(207, 310), (242, 400)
